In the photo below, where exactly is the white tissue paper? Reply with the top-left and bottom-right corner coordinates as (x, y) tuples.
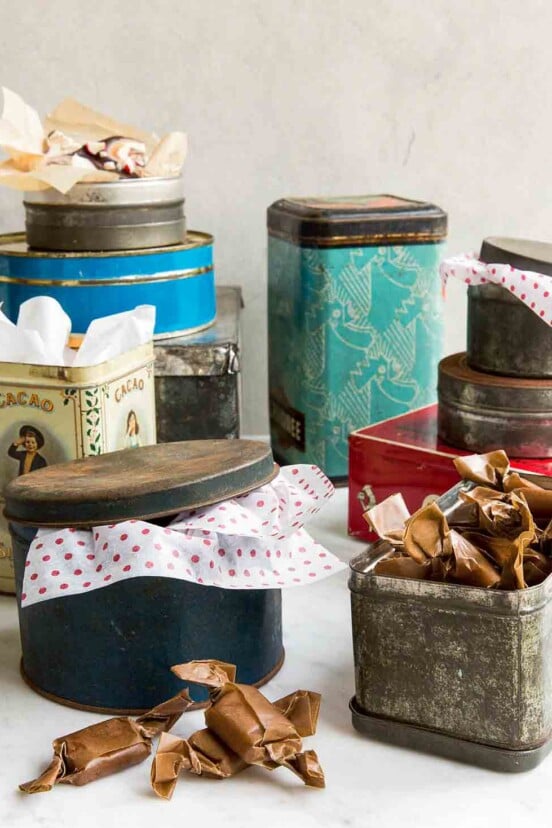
(21, 465), (345, 606)
(0, 297), (155, 366)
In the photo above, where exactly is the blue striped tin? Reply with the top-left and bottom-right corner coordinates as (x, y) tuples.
(0, 231), (216, 339)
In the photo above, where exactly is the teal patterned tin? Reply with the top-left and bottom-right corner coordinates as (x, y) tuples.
(267, 195), (447, 481)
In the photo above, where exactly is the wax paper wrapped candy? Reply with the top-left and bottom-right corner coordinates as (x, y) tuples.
(20, 690), (192, 793)
(150, 661), (325, 798)
(0, 88), (187, 192)
(365, 450), (552, 590)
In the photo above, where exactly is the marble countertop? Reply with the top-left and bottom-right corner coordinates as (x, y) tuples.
(1, 487), (550, 828)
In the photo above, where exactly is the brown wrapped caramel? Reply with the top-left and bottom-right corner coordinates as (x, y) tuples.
(151, 661), (324, 798)
(365, 451), (552, 590)
(20, 690), (192, 793)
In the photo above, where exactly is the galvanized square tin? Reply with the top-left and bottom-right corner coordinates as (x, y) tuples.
(349, 476), (552, 771)
(267, 195), (447, 482)
(154, 286), (242, 442)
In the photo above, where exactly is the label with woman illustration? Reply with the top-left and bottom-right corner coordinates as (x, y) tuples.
(0, 347), (156, 593)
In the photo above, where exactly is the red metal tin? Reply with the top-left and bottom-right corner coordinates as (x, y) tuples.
(348, 404), (552, 540)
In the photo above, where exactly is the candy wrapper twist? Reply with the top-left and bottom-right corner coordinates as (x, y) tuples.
(19, 690), (193, 793)
(365, 450), (552, 589)
(151, 660), (325, 798)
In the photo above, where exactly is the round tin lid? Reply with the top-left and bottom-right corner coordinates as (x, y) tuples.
(4, 440), (277, 528)
(0, 230), (212, 260)
(480, 237), (552, 277)
(24, 176), (184, 208)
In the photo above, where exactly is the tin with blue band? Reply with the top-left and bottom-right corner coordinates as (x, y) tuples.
(0, 231), (216, 339)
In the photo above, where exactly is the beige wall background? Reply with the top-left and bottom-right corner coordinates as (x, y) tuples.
(0, 0), (550, 435)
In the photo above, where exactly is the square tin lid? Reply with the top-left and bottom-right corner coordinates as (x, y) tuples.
(267, 194), (447, 247)
(4, 440), (276, 528)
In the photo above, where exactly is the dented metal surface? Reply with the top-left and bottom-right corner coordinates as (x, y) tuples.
(349, 476), (552, 770)
(154, 286), (242, 441)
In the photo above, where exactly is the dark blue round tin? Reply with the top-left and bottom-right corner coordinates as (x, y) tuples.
(5, 441), (284, 713)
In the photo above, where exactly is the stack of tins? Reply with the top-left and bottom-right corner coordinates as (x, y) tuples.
(0, 177), (216, 339)
(4, 440), (284, 712)
(267, 195), (447, 482)
(438, 238), (552, 457)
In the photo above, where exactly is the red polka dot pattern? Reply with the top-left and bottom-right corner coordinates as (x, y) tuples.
(441, 254), (552, 324)
(21, 466), (344, 606)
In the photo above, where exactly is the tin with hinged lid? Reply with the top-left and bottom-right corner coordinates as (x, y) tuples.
(5, 439), (284, 713)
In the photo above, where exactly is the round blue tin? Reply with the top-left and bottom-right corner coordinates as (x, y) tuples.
(0, 231), (216, 339)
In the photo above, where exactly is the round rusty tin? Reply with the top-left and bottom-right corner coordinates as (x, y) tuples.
(467, 237), (552, 378)
(24, 176), (185, 252)
(438, 352), (552, 457)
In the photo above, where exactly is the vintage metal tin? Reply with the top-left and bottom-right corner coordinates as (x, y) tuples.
(467, 237), (552, 378)
(348, 404), (552, 541)
(268, 195), (447, 481)
(0, 342), (156, 595)
(5, 440), (284, 712)
(24, 177), (186, 252)
(438, 352), (552, 457)
(154, 286), (242, 441)
(349, 475), (552, 772)
(0, 231), (216, 339)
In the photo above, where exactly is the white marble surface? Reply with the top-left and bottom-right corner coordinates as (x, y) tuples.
(1, 487), (551, 827)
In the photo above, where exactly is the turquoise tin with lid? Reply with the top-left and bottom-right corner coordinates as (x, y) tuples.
(0, 231), (216, 340)
(267, 195), (447, 481)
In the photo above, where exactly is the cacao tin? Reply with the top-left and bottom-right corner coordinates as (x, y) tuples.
(349, 475), (552, 772)
(24, 176), (185, 252)
(267, 194), (447, 481)
(438, 352), (552, 457)
(0, 342), (156, 595)
(467, 237), (552, 378)
(5, 440), (284, 713)
(0, 231), (216, 339)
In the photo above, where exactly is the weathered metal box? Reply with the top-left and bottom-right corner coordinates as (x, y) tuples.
(349, 476), (552, 772)
(154, 286), (242, 441)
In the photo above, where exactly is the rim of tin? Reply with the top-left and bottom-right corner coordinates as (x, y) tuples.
(440, 353), (552, 392)
(480, 236), (552, 278)
(20, 649), (286, 715)
(24, 175), (184, 208)
(0, 230), (212, 259)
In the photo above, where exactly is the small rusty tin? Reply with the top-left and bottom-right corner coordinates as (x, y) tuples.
(438, 352), (552, 457)
(349, 475), (552, 772)
(24, 177), (186, 252)
(467, 237), (552, 378)
(154, 286), (242, 441)
(5, 440), (284, 713)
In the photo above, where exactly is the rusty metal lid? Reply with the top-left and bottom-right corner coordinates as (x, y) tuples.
(480, 237), (552, 277)
(4, 440), (276, 527)
(267, 194), (447, 247)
